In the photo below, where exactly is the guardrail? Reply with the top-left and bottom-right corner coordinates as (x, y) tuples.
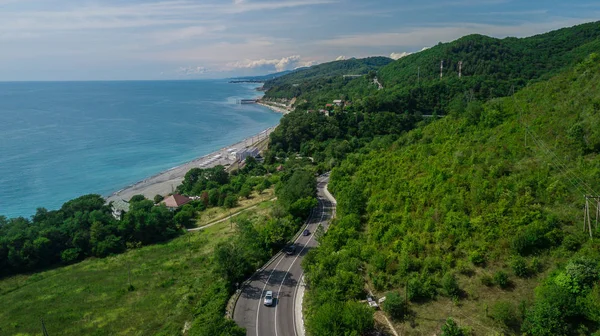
(225, 205), (317, 319)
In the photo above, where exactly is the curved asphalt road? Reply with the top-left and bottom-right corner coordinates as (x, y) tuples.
(234, 173), (335, 336)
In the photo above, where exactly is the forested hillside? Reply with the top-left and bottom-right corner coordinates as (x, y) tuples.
(262, 56), (392, 99)
(264, 21), (600, 115)
(302, 54), (600, 335)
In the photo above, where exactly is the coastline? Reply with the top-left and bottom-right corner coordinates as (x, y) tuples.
(105, 125), (277, 204)
(257, 101), (291, 115)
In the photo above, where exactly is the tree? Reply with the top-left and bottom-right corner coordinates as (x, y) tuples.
(239, 185), (252, 199)
(522, 283), (580, 336)
(213, 241), (249, 285)
(383, 292), (406, 320)
(153, 194), (164, 204)
(224, 195), (238, 209)
(441, 273), (460, 298)
(277, 169), (316, 215)
(174, 205), (195, 228)
(129, 194), (146, 203)
(307, 301), (373, 336)
(441, 318), (466, 336)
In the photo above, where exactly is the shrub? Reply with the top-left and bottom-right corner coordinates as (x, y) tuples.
(510, 255), (529, 277)
(441, 273), (460, 298)
(522, 283), (581, 336)
(456, 260), (475, 276)
(490, 301), (519, 329)
(441, 318), (466, 336)
(407, 274), (437, 302)
(561, 234), (582, 251)
(383, 292), (406, 320)
(153, 194), (164, 204)
(469, 251), (486, 266)
(480, 274), (494, 287)
(530, 257), (543, 274)
(224, 195), (238, 209)
(494, 271), (510, 288)
(494, 271), (510, 289)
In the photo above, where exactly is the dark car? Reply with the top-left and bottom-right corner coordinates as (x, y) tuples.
(285, 244), (296, 255)
(302, 229), (310, 236)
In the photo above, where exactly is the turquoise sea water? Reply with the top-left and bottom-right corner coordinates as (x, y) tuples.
(0, 80), (281, 219)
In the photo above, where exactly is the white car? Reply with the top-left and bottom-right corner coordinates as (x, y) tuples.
(264, 290), (274, 306)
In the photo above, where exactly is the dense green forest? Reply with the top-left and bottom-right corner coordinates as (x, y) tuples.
(262, 56), (392, 100)
(0, 195), (179, 276)
(300, 55), (600, 335)
(264, 21), (600, 116)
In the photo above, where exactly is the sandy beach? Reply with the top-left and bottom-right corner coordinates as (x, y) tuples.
(105, 126), (277, 204)
(257, 101), (291, 114)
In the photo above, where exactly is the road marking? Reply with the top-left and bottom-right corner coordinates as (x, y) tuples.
(292, 271), (304, 336)
(255, 201), (320, 336)
(275, 199), (326, 336)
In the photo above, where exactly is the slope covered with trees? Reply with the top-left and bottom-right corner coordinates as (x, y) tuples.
(262, 56), (392, 100)
(264, 21), (600, 116)
(303, 54), (600, 335)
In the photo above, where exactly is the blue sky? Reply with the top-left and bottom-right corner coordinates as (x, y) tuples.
(0, 0), (598, 81)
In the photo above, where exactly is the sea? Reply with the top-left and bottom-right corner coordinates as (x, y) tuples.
(0, 80), (281, 219)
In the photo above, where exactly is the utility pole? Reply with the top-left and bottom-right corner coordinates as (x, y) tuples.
(583, 196), (600, 238)
(417, 66), (420, 85)
(458, 61), (463, 79)
(440, 60), (444, 79)
(41, 318), (49, 336)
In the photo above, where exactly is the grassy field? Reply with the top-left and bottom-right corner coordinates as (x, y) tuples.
(0, 199), (276, 336)
(193, 189), (275, 228)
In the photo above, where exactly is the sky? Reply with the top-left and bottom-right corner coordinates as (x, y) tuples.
(0, 0), (598, 81)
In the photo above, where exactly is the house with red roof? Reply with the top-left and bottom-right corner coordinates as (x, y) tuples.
(162, 194), (191, 210)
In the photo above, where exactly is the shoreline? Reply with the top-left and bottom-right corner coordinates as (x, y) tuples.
(105, 125), (277, 204)
(257, 101), (291, 115)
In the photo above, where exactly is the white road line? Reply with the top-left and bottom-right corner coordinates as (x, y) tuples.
(292, 271), (304, 336)
(255, 201), (320, 336)
(275, 199), (326, 336)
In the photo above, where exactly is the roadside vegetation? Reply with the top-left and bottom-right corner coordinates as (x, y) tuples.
(297, 55), (600, 335)
(259, 22), (600, 336)
(0, 147), (319, 335)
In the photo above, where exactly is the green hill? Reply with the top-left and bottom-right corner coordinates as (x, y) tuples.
(302, 54), (600, 335)
(264, 21), (600, 114)
(262, 56), (392, 100)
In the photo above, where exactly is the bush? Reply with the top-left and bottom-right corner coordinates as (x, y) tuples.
(441, 318), (466, 336)
(490, 301), (519, 329)
(383, 292), (406, 320)
(153, 194), (164, 204)
(493, 271), (510, 289)
(407, 274), (437, 302)
(307, 301), (374, 336)
(510, 256), (529, 278)
(561, 234), (582, 251)
(441, 273), (460, 298)
(469, 251), (486, 266)
(224, 195), (238, 209)
(480, 274), (494, 287)
(522, 282), (581, 336)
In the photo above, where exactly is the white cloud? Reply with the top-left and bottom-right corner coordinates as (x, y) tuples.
(228, 55), (315, 72)
(0, 0), (336, 34)
(177, 66), (210, 76)
(390, 52), (411, 60)
(335, 55), (346, 61)
(153, 25), (227, 44)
